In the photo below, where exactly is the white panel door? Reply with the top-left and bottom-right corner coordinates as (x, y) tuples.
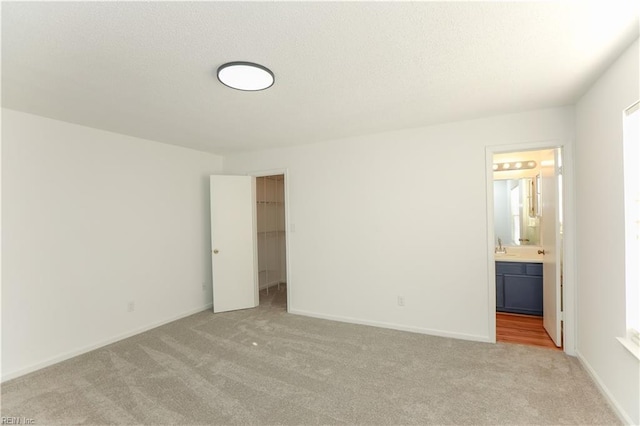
(210, 175), (258, 313)
(541, 149), (562, 347)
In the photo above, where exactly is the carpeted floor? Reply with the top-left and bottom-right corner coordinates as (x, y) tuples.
(1, 285), (619, 425)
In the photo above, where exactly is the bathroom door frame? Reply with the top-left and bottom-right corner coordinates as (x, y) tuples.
(249, 168), (292, 312)
(485, 139), (576, 355)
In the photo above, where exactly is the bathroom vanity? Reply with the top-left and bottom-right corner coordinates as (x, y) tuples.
(495, 260), (543, 316)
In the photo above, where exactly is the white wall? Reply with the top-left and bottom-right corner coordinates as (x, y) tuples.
(575, 38), (640, 425)
(224, 107), (574, 341)
(1, 109), (223, 380)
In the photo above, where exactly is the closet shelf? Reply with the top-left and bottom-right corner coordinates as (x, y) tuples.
(257, 175), (286, 291)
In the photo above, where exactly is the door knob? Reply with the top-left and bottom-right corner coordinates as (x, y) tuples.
(538, 249), (545, 255)
(213, 249), (219, 254)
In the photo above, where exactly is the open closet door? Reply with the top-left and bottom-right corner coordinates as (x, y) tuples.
(210, 175), (258, 313)
(541, 149), (562, 347)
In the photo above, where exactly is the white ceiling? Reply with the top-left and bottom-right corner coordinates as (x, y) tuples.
(2, 1), (638, 155)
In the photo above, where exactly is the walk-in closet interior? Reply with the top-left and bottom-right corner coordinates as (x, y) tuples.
(256, 175), (287, 302)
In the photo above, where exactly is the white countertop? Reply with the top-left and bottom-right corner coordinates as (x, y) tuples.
(494, 247), (543, 263)
(495, 255), (542, 263)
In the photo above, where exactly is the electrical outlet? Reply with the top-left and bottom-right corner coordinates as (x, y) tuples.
(397, 296), (405, 307)
(127, 301), (135, 312)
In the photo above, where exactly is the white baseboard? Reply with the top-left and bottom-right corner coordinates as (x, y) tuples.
(1, 303), (213, 383)
(288, 308), (491, 343)
(259, 281), (285, 291)
(576, 350), (635, 425)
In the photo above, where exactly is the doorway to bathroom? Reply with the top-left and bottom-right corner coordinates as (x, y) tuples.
(489, 147), (564, 350)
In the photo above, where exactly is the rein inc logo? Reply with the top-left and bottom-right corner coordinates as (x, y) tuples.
(1, 418), (35, 425)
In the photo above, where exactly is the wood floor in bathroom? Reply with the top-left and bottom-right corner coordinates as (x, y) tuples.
(496, 312), (561, 350)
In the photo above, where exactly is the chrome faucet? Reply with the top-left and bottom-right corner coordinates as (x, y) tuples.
(495, 238), (507, 254)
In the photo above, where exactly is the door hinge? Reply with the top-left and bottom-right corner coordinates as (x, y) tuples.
(557, 166), (563, 175)
(560, 311), (564, 321)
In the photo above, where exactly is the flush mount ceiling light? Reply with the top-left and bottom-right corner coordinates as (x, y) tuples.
(217, 61), (274, 91)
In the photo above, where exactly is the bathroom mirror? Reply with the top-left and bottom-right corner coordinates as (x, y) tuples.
(494, 177), (540, 246)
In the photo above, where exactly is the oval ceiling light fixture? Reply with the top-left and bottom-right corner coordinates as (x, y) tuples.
(217, 61), (274, 91)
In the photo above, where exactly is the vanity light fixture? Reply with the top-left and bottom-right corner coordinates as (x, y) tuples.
(217, 61), (274, 91)
(493, 160), (537, 171)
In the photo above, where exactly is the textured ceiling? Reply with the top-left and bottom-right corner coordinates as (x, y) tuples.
(2, 1), (639, 155)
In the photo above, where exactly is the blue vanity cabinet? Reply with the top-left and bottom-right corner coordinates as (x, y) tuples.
(496, 261), (543, 316)
(496, 274), (505, 309)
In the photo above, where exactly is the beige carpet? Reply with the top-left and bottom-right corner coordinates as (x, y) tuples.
(1, 285), (619, 425)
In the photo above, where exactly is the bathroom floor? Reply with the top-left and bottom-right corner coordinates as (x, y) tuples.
(496, 313), (560, 350)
